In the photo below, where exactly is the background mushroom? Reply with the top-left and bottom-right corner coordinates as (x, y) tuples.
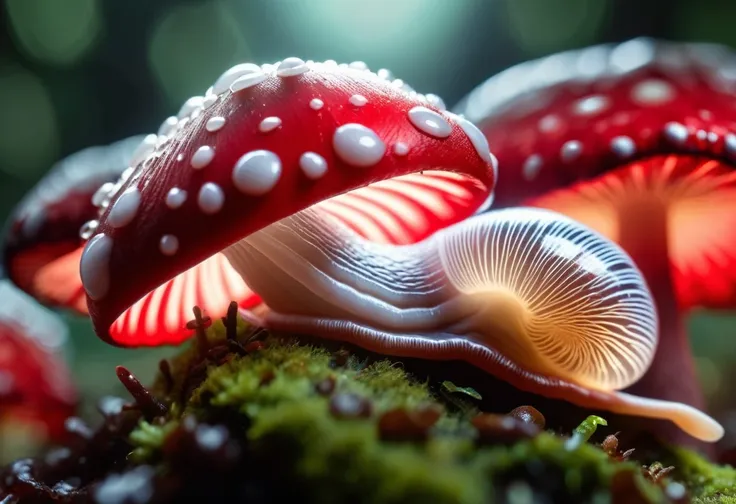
(454, 38), (736, 431)
(3, 135), (146, 313)
(230, 204), (720, 442)
(79, 59), (497, 347)
(0, 280), (77, 444)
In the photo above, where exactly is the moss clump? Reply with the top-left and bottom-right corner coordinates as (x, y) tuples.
(121, 314), (735, 503)
(2, 309), (733, 503)
(668, 448), (736, 503)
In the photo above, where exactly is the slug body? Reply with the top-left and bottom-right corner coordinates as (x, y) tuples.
(224, 206), (723, 442)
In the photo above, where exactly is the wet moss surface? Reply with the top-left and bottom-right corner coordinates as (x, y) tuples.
(2, 307), (735, 503)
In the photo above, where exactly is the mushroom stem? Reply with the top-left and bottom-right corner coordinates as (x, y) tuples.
(615, 201), (704, 411)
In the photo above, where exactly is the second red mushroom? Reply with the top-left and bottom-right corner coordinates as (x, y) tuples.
(456, 38), (736, 442)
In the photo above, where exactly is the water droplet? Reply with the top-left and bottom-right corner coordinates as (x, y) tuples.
(408, 106), (452, 138)
(332, 124), (386, 167)
(198, 183), (225, 214)
(299, 152), (328, 179)
(233, 150), (282, 195)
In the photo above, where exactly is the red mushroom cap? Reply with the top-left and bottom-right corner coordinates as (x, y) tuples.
(0, 281), (77, 442)
(455, 38), (736, 311)
(81, 59), (497, 347)
(3, 136), (146, 314)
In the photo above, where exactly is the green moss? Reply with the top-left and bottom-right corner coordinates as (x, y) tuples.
(193, 343), (435, 417)
(128, 320), (736, 503)
(671, 448), (736, 502)
(128, 419), (178, 463)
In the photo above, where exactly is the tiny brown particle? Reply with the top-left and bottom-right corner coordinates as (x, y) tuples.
(331, 349), (350, 368)
(508, 405), (545, 429)
(315, 376), (336, 396)
(329, 393), (372, 419)
(244, 340), (265, 353)
(259, 369), (276, 387)
(378, 405), (443, 442)
(471, 412), (539, 445)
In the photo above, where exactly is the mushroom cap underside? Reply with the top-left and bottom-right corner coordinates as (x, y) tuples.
(81, 60), (497, 347)
(3, 135), (146, 313)
(527, 155), (736, 311)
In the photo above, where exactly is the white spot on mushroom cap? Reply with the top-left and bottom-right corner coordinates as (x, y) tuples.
(157, 116), (178, 137)
(393, 142), (409, 156)
(349, 61), (368, 71)
(191, 146), (215, 169)
(177, 96), (204, 119)
(425, 93), (446, 111)
(120, 167), (135, 182)
(309, 98), (324, 110)
(631, 78), (675, 105)
(664, 122), (689, 145)
(523, 154), (543, 180)
(573, 95), (610, 116)
(725, 134), (736, 157)
(80, 233), (113, 301)
(332, 123), (386, 167)
(258, 116), (282, 133)
(130, 134), (157, 167)
(166, 188), (187, 209)
(233, 150), (282, 195)
(79, 220), (98, 240)
(610, 136), (637, 158)
(408, 106), (452, 139)
(538, 115), (560, 133)
(206, 116), (226, 132)
(391, 79), (414, 93)
(202, 94), (218, 110)
(276, 57), (309, 77)
(107, 187), (141, 228)
(560, 140), (583, 162)
(377, 68), (392, 80)
(349, 94), (367, 107)
(92, 182), (115, 207)
(609, 38), (656, 74)
(449, 113), (495, 167)
(230, 71), (268, 93)
(159, 235), (179, 256)
(198, 183), (225, 214)
(299, 152), (328, 180)
(212, 63), (261, 95)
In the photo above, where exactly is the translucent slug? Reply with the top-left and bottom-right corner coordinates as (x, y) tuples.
(223, 206), (723, 443)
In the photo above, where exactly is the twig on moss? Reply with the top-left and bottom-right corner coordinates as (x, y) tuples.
(116, 365), (168, 420)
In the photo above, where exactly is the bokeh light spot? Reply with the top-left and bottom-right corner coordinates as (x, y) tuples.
(148, 0), (251, 108)
(271, 0), (470, 82)
(0, 65), (59, 180)
(504, 0), (610, 56)
(6, 0), (103, 66)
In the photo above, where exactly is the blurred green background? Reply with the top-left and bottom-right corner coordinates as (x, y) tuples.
(1, 0), (736, 459)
